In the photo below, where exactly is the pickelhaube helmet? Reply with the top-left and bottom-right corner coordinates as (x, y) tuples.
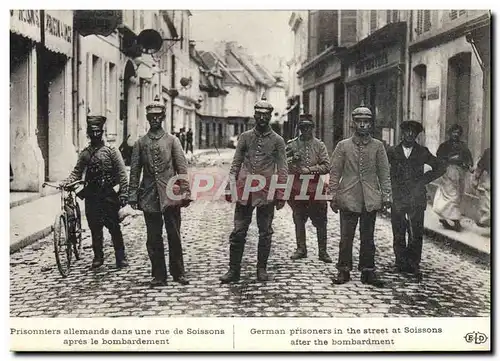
(352, 101), (372, 119)
(146, 95), (166, 115)
(87, 115), (106, 128)
(254, 95), (274, 113)
(298, 113), (314, 126)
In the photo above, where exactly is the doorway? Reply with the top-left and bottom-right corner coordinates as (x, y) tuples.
(446, 52), (471, 143)
(37, 47), (67, 180)
(333, 82), (345, 148)
(122, 60), (136, 142)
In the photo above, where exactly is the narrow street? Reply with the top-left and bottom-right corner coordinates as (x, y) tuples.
(10, 151), (490, 318)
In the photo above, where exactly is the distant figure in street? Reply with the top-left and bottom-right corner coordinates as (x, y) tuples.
(128, 97), (191, 287)
(63, 115), (129, 269)
(119, 134), (133, 166)
(220, 96), (288, 283)
(186, 128), (194, 154)
(432, 124), (474, 232)
(286, 113), (332, 263)
(329, 102), (392, 288)
(179, 127), (187, 151)
(472, 147), (491, 228)
(387, 121), (445, 277)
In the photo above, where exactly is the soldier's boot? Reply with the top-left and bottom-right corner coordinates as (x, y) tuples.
(332, 271), (350, 285)
(220, 244), (244, 284)
(290, 223), (307, 260)
(361, 270), (385, 288)
(256, 242), (271, 282)
(317, 226), (332, 263)
(115, 249), (129, 268)
(91, 242), (104, 269)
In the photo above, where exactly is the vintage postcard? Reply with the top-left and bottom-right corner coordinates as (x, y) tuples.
(9, 8), (491, 352)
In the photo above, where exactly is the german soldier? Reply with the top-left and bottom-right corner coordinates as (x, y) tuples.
(63, 115), (129, 269)
(286, 113), (332, 262)
(220, 96), (288, 283)
(329, 103), (392, 287)
(128, 97), (191, 287)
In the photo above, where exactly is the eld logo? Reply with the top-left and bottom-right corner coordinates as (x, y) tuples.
(464, 332), (488, 344)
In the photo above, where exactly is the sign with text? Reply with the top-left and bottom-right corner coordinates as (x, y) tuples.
(10, 316), (490, 352)
(347, 44), (402, 81)
(10, 10), (41, 43)
(44, 10), (73, 57)
(427, 86), (440, 100)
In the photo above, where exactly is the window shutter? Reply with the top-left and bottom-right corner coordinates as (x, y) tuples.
(370, 10), (377, 33)
(450, 10), (457, 20)
(424, 10), (431, 32)
(416, 10), (423, 35)
(308, 11), (318, 58)
(339, 10), (357, 46)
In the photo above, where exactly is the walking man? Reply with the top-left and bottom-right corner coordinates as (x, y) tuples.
(128, 97), (191, 287)
(220, 96), (288, 283)
(64, 115), (129, 269)
(286, 113), (332, 262)
(387, 120), (445, 277)
(186, 128), (194, 154)
(329, 103), (392, 287)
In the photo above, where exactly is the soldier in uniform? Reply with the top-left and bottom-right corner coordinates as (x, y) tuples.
(63, 115), (129, 269)
(220, 96), (288, 283)
(128, 97), (191, 287)
(329, 103), (392, 288)
(286, 113), (332, 263)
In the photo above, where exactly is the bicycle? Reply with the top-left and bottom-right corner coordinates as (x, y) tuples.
(42, 180), (85, 277)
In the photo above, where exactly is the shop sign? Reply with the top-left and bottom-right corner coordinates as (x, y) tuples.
(347, 44), (401, 81)
(44, 10), (73, 57)
(427, 86), (439, 100)
(10, 10), (41, 43)
(355, 52), (389, 75)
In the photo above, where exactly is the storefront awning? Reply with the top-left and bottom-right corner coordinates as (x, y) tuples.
(467, 20), (490, 69)
(44, 10), (73, 57)
(10, 10), (41, 43)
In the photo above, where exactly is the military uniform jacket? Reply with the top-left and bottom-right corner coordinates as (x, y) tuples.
(66, 142), (128, 201)
(229, 128), (288, 207)
(387, 143), (445, 211)
(329, 135), (392, 213)
(129, 129), (190, 213)
(286, 136), (330, 200)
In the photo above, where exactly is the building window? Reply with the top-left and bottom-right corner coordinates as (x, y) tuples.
(416, 10), (431, 35)
(386, 10), (399, 23)
(370, 10), (377, 33)
(450, 10), (466, 20)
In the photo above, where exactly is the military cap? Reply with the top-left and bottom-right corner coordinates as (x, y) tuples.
(254, 95), (274, 113)
(87, 115), (106, 128)
(400, 120), (424, 135)
(352, 101), (372, 119)
(146, 96), (166, 114)
(298, 113), (314, 126)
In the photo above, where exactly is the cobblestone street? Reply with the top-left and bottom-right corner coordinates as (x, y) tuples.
(10, 152), (491, 318)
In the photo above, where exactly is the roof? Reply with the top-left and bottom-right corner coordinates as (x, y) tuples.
(226, 43), (275, 87)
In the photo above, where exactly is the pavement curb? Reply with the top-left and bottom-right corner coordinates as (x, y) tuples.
(422, 227), (491, 265)
(10, 225), (53, 254)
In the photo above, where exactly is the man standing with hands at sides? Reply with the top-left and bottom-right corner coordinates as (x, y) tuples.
(220, 96), (288, 283)
(286, 113), (332, 263)
(387, 121), (445, 278)
(128, 96), (191, 287)
(329, 102), (392, 288)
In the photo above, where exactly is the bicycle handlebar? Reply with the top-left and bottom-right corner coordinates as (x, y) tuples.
(42, 180), (85, 191)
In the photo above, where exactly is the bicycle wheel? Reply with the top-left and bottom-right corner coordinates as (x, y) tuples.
(53, 214), (71, 277)
(72, 202), (83, 260)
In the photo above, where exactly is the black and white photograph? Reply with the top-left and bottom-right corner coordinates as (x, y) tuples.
(8, 7), (491, 352)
